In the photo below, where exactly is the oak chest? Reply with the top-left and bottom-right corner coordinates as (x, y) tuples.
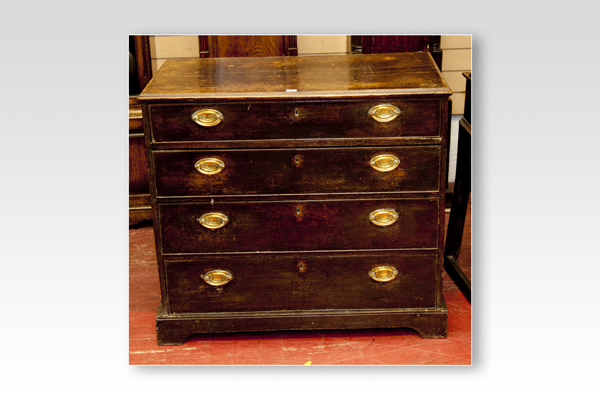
(139, 52), (452, 345)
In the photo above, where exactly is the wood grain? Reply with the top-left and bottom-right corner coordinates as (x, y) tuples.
(139, 53), (451, 343)
(210, 35), (284, 58)
(165, 252), (438, 314)
(152, 146), (441, 197)
(148, 99), (442, 142)
(139, 52), (452, 101)
(158, 198), (439, 254)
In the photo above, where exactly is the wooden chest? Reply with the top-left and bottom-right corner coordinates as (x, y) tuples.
(139, 52), (452, 345)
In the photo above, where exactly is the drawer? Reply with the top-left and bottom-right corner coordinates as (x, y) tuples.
(153, 146), (441, 197)
(159, 198), (439, 254)
(148, 99), (442, 143)
(165, 252), (438, 314)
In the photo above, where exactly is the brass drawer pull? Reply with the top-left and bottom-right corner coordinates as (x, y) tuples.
(368, 104), (400, 122)
(369, 266), (398, 282)
(191, 109), (224, 127)
(202, 270), (233, 286)
(369, 209), (399, 226)
(198, 212), (229, 229)
(370, 154), (400, 172)
(195, 158), (225, 175)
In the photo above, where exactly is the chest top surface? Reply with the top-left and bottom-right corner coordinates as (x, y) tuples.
(139, 52), (451, 102)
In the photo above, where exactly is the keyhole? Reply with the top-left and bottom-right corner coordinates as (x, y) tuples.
(299, 262), (305, 271)
(295, 108), (299, 116)
(296, 206), (301, 214)
(295, 155), (300, 164)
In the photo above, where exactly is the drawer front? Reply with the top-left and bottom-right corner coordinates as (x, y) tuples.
(153, 146), (441, 197)
(159, 198), (439, 254)
(148, 99), (441, 143)
(165, 253), (438, 314)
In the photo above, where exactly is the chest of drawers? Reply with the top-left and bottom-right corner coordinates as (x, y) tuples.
(139, 52), (452, 345)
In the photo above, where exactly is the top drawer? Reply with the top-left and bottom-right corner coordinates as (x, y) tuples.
(147, 99), (442, 143)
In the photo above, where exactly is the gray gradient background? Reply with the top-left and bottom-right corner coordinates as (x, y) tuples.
(1, 0), (597, 398)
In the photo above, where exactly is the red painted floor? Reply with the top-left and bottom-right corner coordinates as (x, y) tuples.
(129, 198), (471, 365)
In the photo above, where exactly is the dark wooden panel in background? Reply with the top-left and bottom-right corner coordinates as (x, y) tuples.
(354, 35), (442, 70)
(129, 36), (153, 225)
(198, 35), (298, 58)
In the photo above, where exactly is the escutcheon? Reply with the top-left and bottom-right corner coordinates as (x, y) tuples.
(369, 209), (399, 226)
(368, 104), (400, 122)
(369, 266), (399, 282)
(202, 270), (233, 286)
(195, 158), (225, 175)
(198, 212), (229, 229)
(191, 109), (224, 127)
(370, 154), (401, 172)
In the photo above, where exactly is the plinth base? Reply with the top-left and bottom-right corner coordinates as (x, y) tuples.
(155, 297), (448, 345)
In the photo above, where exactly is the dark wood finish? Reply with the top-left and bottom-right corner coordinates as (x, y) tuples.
(361, 35), (432, 53)
(349, 35), (450, 202)
(159, 199), (439, 254)
(463, 72), (471, 124)
(129, 136), (148, 193)
(129, 94), (152, 225)
(129, 37), (153, 225)
(139, 53), (451, 101)
(443, 71), (471, 302)
(129, 194), (152, 226)
(198, 35), (297, 58)
(139, 52), (452, 344)
(283, 35), (298, 56)
(198, 35), (209, 58)
(147, 136), (443, 150)
(165, 252), (437, 314)
(351, 35), (363, 54)
(129, 126), (152, 226)
(152, 146), (441, 198)
(148, 99), (443, 143)
(211, 35), (283, 57)
(354, 35), (442, 70)
(132, 36), (152, 91)
(444, 117), (471, 302)
(156, 299), (448, 345)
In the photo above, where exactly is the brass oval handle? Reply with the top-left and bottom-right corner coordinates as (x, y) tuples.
(195, 158), (225, 175)
(370, 154), (400, 172)
(369, 266), (398, 282)
(191, 109), (223, 127)
(368, 104), (400, 123)
(198, 212), (229, 229)
(369, 209), (399, 226)
(202, 269), (233, 286)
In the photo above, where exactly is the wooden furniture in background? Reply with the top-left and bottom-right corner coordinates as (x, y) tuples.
(351, 35), (442, 69)
(198, 35), (298, 58)
(463, 72), (471, 124)
(139, 52), (452, 345)
(129, 96), (152, 225)
(129, 36), (153, 225)
(444, 72), (471, 302)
